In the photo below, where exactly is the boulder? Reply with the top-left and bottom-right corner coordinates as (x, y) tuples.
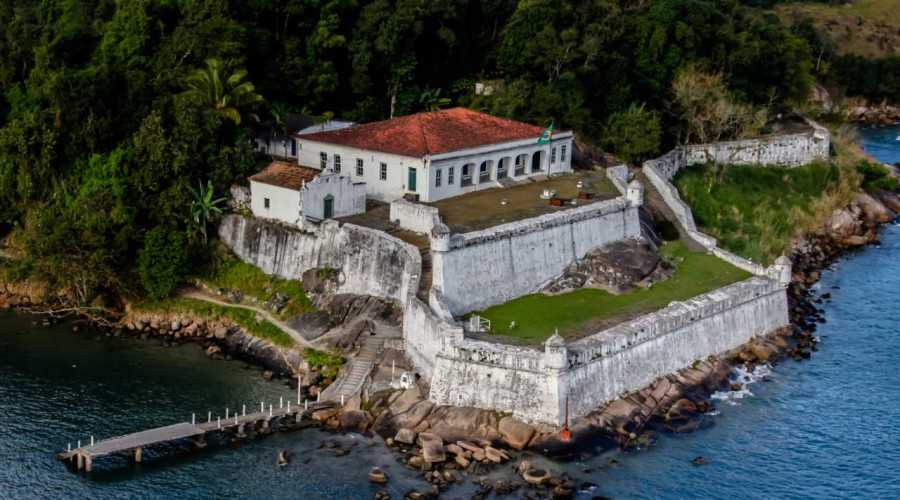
(368, 467), (387, 484)
(544, 240), (667, 294)
(855, 192), (893, 224)
(311, 407), (338, 422)
(665, 399), (698, 421)
(498, 416), (535, 450)
(419, 433), (446, 463)
(875, 189), (900, 214)
(825, 208), (861, 240)
(522, 468), (551, 486)
(424, 406), (500, 442)
(338, 410), (371, 433)
(483, 446), (507, 463)
(213, 326), (229, 340)
(394, 428), (417, 445)
(454, 454), (470, 468)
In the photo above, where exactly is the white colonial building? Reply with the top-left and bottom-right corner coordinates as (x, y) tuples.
(249, 161), (366, 224)
(295, 107), (574, 202)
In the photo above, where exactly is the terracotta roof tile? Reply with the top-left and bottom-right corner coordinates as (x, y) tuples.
(298, 108), (548, 157)
(250, 161), (319, 190)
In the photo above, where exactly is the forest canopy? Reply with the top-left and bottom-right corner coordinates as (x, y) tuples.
(0, 0), (835, 303)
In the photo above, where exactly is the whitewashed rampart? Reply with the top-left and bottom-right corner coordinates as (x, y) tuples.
(218, 214), (420, 305)
(431, 196), (642, 316)
(390, 198), (441, 234)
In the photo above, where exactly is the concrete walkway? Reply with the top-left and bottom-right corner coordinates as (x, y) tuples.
(320, 336), (383, 402)
(180, 290), (313, 349)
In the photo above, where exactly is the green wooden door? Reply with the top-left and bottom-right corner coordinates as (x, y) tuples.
(323, 195), (334, 219)
(408, 167), (417, 192)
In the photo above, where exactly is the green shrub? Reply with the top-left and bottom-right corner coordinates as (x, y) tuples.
(856, 161), (899, 192)
(138, 227), (190, 299)
(303, 348), (344, 378)
(602, 104), (662, 164)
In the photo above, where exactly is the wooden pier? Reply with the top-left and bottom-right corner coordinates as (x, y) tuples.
(58, 398), (335, 472)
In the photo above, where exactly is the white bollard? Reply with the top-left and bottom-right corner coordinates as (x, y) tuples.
(297, 374), (301, 403)
(260, 401), (264, 413)
(235, 414), (238, 425)
(269, 404), (273, 417)
(287, 401), (291, 413)
(208, 411), (212, 423)
(243, 404), (246, 417)
(279, 397), (283, 409)
(77, 440), (81, 449)
(90, 436), (94, 446)
(192, 413), (196, 425)
(304, 399), (308, 410)
(317, 392), (321, 403)
(341, 395), (344, 406)
(225, 408), (229, 419)
(217, 417), (221, 430)
(67, 443), (71, 452)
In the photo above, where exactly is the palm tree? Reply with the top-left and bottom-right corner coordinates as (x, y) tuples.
(183, 59), (263, 125)
(188, 180), (227, 245)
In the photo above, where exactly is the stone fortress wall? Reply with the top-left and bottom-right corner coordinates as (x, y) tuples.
(222, 118), (829, 426)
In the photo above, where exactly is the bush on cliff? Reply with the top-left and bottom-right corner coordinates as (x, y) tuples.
(602, 104), (662, 164)
(139, 227), (190, 299)
(856, 161), (899, 192)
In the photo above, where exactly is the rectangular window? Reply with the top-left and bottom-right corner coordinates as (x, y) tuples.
(448, 166), (455, 185)
(356, 158), (364, 177)
(380, 162), (387, 181)
(561, 144), (567, 162)
(264, 198), (270, 209)
(291, 139), (297, 157)
(435, 169), (442, 187)
(551, 147), (557, 163)
(334, 154), (342, 173)
(320, 152), (327, 170)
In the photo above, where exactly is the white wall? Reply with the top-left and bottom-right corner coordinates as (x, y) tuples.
(301, 173), (366, 220)
(428, 276), (789, 425)
(219, 215), (420, 304)
(297, 139), (425, 202)
(389, 198), (441, 234)
(432, 198), (641, 315)
(255, 137), (297, 159)
(250, 181), (300, 224)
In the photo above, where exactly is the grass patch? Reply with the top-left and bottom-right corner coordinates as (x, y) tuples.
(675, 160), (858, 264)
(199, 244), (314, 319)
(303, 347), (344, 378)
(135, 297), (296, 348)
(473, 241), (751, 345)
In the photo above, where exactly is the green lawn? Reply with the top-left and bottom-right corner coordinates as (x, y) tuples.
(135, 297), (296, 348)
(674, 161), (849, 265)
(473, 242), (751, 345)
(199, 245), (314, 319)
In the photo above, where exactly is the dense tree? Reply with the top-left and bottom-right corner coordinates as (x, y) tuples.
(139, 226), (190, 299)
(603, 104), (662, 164)
(182, 58), (264, 125)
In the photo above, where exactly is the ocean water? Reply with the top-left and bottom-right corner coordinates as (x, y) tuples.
(0, 124), (898, 499)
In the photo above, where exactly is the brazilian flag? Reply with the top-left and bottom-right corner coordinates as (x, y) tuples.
(537, 122), (555, 145)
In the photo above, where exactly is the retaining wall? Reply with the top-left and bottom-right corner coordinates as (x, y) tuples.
(428, 276), (789, 424)
(431, 197), (641, 316)
(390, 198), (441, 234)
(219, 214), (420, 305)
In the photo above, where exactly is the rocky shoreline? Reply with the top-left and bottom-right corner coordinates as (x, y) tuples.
(3, 188), (899, 498)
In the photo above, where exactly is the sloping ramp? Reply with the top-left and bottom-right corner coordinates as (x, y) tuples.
(77, 423), (204, 458)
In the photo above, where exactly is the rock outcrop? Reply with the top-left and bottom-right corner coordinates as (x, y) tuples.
(543, 240), (671, 294)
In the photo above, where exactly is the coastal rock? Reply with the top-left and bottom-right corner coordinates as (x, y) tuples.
(854, 192), (894, 224)
(875, 189), (900, 214)
(543, 240), (668, 294)
(368, 467), (388, 484)
(339, 410), (372, 433)
(395, 428), (417, 445)
(418, 433), (446, 463)
(213, 326), (229, 339)
(498, 416), (535, 450)
(522, 468), (551, 486)
(424, 406), (500, 443)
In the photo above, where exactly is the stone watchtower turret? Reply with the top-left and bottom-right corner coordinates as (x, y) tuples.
(626, 180), (644, 207)
(430, 222), (451, 252)
(544, 330), (568, 372)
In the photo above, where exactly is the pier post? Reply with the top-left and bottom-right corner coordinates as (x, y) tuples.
(341, 395), (344, 406)
(279, 397), (283, 409)
(234, 414), (238, 425)
(76, 453), (83, 471)
(217, 417), (221, 430)
(85, 456), (92, 473)
(297, 374), (301, 404)
(260, 401), (264, 413)
(90, 436), (94, 446)
(67, 443), (71, 452)
(304, 399), (308, 411)
(226, 408), (229, 419)
(77, 440), (81, 449)
(208, 411), (211, 423)
(269, 404), (273, 417)
(243, 404), (246, 417)
(192, 413), (196, 425)
(134, 447), (142, 463)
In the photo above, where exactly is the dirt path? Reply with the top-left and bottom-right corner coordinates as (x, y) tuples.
(180, 290), (314, 349)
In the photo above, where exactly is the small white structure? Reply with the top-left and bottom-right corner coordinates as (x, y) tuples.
(249, 161), (365, 225)
(295, 108), (574, 203)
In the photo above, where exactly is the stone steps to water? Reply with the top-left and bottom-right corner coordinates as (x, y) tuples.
(321, 337), (384, 402)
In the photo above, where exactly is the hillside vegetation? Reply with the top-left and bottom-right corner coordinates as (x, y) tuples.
(776, 0), (900, 58)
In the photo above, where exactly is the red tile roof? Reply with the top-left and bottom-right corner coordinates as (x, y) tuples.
(250, 161), (320, 190)
(298, 108), (547, 157)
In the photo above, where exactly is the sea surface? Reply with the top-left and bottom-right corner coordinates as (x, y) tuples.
(0, 124), (898, 499)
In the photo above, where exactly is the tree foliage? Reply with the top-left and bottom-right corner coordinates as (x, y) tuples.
(603, 104), (662, 163)
(139, 226), (190, 300)
(0, 0), (832, 303)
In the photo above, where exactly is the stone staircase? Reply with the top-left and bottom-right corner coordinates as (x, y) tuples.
(321, 336), (384, 402)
